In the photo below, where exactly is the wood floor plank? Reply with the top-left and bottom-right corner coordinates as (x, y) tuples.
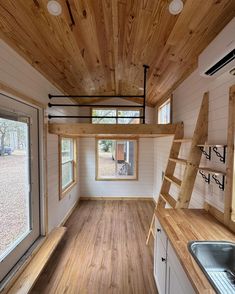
(31, 200), (157, 294)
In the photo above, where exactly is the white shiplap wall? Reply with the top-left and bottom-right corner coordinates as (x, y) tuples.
(79, 138), (154, 198)
(0, 40), (80, 232)
(153, 69), (235, 211)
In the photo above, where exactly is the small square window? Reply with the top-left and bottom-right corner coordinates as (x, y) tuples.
(92, 108), (142, 124)
(158, 98), (172, 124)
(96, 138), (138, 180)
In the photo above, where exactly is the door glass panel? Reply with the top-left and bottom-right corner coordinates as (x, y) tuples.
(0, 117), (30, 260)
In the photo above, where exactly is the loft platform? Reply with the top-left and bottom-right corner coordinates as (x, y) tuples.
(48, 123), (181, 138)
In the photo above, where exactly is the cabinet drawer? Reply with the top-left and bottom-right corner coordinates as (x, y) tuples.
(155, 217), (167, 249)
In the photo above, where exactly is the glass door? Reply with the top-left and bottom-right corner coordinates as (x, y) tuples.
(0, 94), (40, 283)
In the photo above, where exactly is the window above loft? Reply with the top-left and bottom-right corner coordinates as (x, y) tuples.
(96, 138), (138, 180)
(92, 108), (141, 124)
(158, 98), (172, 124)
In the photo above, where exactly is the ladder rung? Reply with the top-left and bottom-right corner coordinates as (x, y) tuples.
(160, 193), (176, 208)
(174, 139), (192, 143)
(169, 158), (187, 165)
(164, 175), (182, 188)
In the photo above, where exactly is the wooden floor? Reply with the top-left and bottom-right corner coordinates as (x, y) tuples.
(31, 200), (157, 294)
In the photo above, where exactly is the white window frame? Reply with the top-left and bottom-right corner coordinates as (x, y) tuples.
(96, 138), (138, 181)
(158, 97), (172, 124)
(59, 136), (77, 199)
(92, 107), (142, 124)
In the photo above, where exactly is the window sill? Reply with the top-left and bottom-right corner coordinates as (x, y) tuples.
(95, 177), (138, 181)
(60, 181), (77, 200)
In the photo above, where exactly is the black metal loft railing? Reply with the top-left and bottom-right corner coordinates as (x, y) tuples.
(48, 64), (149, 124)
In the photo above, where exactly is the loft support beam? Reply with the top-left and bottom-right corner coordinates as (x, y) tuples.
(48, 123), (180, 137)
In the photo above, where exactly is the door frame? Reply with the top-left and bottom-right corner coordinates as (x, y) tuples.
(0, 90), (46, 287)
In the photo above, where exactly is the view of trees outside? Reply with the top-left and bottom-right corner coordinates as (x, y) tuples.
(0, 118), (28, 155)
(92, 109), (140, 124)
(0, 117), (30, 258)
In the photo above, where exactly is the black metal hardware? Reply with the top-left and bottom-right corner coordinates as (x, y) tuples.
(161, 257), (166, 262)
(48, 115), (144, 119)
(143, 64), (149, 124)
(48, 103), (142, 108)
(199, 146), (211, 160)
(199, 170), (210, 184)
(48, 65), (149, 123)
(66, 0), (75, 26)
(48, 94), (144, 99)
(157, 228), (161, 232)
(212, 174), (225, 191)
(212, 146), (227, 163)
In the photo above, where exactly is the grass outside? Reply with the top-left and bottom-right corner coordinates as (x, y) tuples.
(0, 151), (29, 258)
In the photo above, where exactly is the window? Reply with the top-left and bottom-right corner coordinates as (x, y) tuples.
(59, 137), (77, 198)
(158, 98), (172, 124)
(96, 138), (138, 180)
(92, 108), (141, 124)
(0, 94), (40, 282)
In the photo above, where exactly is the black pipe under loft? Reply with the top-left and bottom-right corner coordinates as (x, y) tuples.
(48, 103), (143, 108)
(48, 115), (144, 119)
(48, 64), (149, 123)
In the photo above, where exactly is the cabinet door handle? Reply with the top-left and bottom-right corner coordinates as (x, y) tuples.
(157, 228), (161, 232)
(161, 257), (166, 262)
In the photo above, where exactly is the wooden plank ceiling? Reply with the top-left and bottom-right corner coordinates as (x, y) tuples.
(0, 0), (234, 107)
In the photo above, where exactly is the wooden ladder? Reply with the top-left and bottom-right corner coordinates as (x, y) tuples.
(146, 92), (209, 245)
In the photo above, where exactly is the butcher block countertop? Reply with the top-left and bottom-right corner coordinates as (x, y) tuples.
(155, 208), (235, 294)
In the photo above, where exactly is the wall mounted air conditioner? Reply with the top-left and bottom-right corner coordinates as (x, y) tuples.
(199, 17), (235, 78)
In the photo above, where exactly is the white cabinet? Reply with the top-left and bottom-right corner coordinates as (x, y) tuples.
(154, 217), (196, 294)
(166, 242), (195, 294)
(154, 218), (167, 294)
(154, 231), (167, 294)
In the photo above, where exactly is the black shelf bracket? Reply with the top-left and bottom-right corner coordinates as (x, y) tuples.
(199, 146), (211, 160)
(199, 170), (210, 184)
(212, 174), (225, 191)
(212, 146), (227, 163)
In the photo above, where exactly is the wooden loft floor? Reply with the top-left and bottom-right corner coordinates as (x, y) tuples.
(31, 200), (157, 294)
(48, 122), (181, 138)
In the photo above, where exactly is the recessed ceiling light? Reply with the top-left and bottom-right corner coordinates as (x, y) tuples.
(47, 0), (62, 16)
(169, 0), (184, 15)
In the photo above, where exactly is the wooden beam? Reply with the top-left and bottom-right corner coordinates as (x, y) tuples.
(0, 81), (46, 109)
(48, 123), (179, 137)
(224, 84), (235, 228)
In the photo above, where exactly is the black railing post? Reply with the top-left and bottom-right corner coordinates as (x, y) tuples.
(143, 64), (149, 124)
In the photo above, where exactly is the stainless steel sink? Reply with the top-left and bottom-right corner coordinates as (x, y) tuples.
(188, 241), (235, 294)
